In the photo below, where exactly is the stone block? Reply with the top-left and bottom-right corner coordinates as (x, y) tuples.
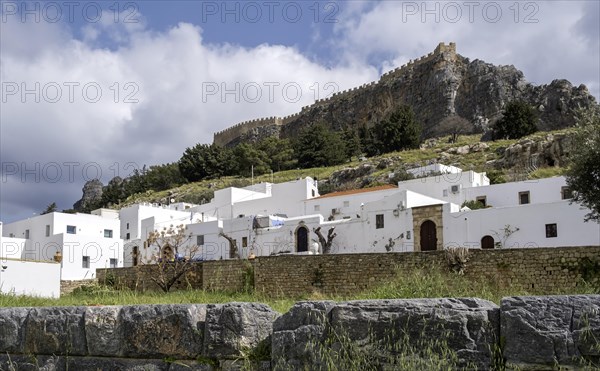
(120, 304), (206, 359)
(502, 295), (600, 369)
(0, 307), (30, 354)
(203, 302), (278, 359)
(85, 305), (122, 357)
(328, 298), (499, 370)
(23, 306), (88, 356)
(271, 301), (336, 369)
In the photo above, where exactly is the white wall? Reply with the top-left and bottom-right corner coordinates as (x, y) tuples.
(119, 204), (194, 241)
(304, 186), (399, 221)
(2, 212), (123, 280)
(443, 201), (600, 249)
(463, 176), (569, 208)
(0, 258), (61, 298)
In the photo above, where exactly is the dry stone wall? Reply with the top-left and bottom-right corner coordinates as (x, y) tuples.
(97, 246), (600, 298)
(1, 295), (598, 370)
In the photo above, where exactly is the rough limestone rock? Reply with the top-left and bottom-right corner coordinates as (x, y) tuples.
(494, 133), (573, 170)
(217, 44), (598, 147)
(328, 163), (375, 186)
(72, 178), (103, 211)
(328, 298), (500, 370)
(120, 304), (206, 359)
(203, 302), (278, 360)
(0, 307), (29, 354)
(271, 301), (336, 369)
(502, 295), (600, 369)
(0, 354), (65, 371)
(23, 306), (88, 356)
(273, 299), (499, 370)
(85, 305), (122, 356)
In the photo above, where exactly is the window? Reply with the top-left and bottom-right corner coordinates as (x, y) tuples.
(343, 201), (350, 207)
(67, 225), (76, 234)
(545, 223), (557, 238)
(25, 229), (29, 239)
(242, 237), (248, 247)
(126, 222), (130, 230)
(314, 205), (320, 211)
(82, 256), (90, 268)
(9, 233), (14, 238)
(45, 225), (50, 237)
(476, 196), (487, 207)
(311, 189), (315, 197)
(443, 189), (448, 197)
(406, 231), (411, 240)
(109, 258), (117, 268)
(519, 191), (530, 205)
(126, 232), (130, 240)
(561, 187), (573, 200)
(376, 214), (384, 229)
(197, 235), (205, 246)
(104, 229), (113, 238)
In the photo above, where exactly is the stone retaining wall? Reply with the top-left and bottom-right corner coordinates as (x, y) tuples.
(98, 246), (600, 297)
(0, 295), (598, 370)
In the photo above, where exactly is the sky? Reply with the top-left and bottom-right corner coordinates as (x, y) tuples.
(1, 0), (599, 223)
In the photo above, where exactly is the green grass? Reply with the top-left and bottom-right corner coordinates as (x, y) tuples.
(1, 264), (596, 314)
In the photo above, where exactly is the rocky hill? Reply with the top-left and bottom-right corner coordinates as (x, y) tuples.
(214, 42), (597, 147)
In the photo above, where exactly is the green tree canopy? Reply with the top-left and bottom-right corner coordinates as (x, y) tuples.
(233, 143), (271, 177)
(566, 108), (600, 221)
(368, 105), (422, 155)
(492, 100), (538, 140)
(257, 137), (296, 172)
(178, 143), (234, 182)
(294, 123), (346, 168)
(41, 202), (58, 215)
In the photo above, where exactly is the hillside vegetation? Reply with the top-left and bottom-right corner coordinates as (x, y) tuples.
(120, 128), (573, 207)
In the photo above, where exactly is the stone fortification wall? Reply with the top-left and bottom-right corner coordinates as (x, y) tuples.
(1, 294), (598, 370)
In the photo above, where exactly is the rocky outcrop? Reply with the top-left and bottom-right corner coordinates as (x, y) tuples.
(502, 295), (600, 370)
(215, 43), (598, 147)
(491, 132), (574, 170)
(72, 178), (103, 211)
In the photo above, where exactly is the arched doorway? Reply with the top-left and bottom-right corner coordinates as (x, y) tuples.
(481, 235), (495, 249)
(296, 226), (309, 253)
(420, 220), (437, 251)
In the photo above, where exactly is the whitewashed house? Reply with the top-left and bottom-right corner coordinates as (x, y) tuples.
(1, 210), (123, 280)
(0, 222), (61, 297)
(133, 165), (600, 265)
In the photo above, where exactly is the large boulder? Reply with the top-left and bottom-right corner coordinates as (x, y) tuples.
(502, 295), (600, 369)
(203, 302), (278, 360)
(120, 304), (207, 359)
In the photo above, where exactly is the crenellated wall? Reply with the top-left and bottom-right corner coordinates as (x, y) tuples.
(213, 42), (457, 146)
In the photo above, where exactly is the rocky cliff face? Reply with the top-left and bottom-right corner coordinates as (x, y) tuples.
(219, 43), (597, 146)
(72, 179), (103, 211)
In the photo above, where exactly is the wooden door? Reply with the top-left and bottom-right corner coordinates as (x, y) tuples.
(420, 220), (437, 251)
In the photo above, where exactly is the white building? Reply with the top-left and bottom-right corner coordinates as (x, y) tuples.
(0, 222), (64, 298)
(138, 166), (598, 263)
(1, 211), (123, 280)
